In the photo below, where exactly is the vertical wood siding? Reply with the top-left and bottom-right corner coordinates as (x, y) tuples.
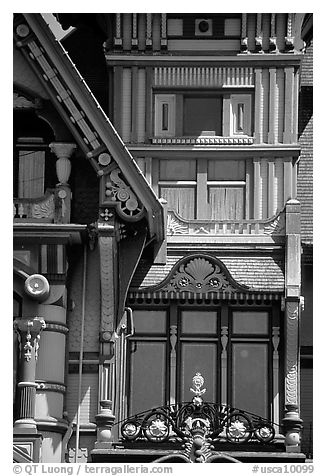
(121, 68), (132, 142)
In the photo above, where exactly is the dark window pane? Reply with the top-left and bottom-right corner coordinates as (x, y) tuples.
(159, 159), (196, 180)
(180, 343), (217, 403)
(208, 160), (245, 180)
(133, 310), (167, 334)
(181, 310), (217, 334)
(129, 341), (166, 415)
(232, 343), (268, 417)
(232, 311), (269, 334)
(184, 97), (222, 136)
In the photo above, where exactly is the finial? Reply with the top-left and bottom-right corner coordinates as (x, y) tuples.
(190, 373), (206, 398)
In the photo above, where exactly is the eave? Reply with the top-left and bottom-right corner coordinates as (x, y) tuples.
(16, 14), (164, 243)
(13, 222), (87, 244)
(105, 53), (303, 68)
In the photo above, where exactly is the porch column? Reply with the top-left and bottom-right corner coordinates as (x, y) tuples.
(14, 316), (46, 432)
(282, 199), (303, 452)
(49, 142), (76, 223)
(97, 221), (119, 439)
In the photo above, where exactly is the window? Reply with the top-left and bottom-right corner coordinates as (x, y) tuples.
(127, 308), (220, 415)
(16, 138), (45, 198)
(207, 159), (245, 220)
(184, 96), (222, 136)
(127, 306), (273, 419)
(159, 159), (197, 219)
(157, 158), (246, 220)
(230, 311), (270, 418)
(13, 110), (55, 199)
(154, 93), (252, 138)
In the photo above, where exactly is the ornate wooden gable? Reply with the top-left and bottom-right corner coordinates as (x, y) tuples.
(14, 14), (163, 238)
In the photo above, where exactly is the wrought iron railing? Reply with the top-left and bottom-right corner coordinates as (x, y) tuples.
(119, 402), (276, 445)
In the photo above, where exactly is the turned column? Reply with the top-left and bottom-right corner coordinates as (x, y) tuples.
(13, 317), (46, 432)
(49, 142), (76, 223)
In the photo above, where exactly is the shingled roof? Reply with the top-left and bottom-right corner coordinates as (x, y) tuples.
(130, 254), (285, 293)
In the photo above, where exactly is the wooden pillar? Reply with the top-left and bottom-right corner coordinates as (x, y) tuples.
(268, 68), (277, 144)
(197, 159), (208, 219)
(98, 223), (118, 438)
(254, 68), (263, 143)
(282, 199), (302, 452)
(131, 14), (138, 49)
(136, 69), (146, 143)
(169, 325), (177, 405)
(284, 158), (293, 203)
(269, 13), (277, 52)
(255, 13), (263, 52)
(268, 160), (275, 217)
(272, 326), (280, 430)
(131, 67), (138, 144)
(146, 14), (153, 50)
(220, 326), (228, 404)
(253, 158), (261, 219)
(283, 67), (294, 144)
(114, 14), (122, 49)
(161, 14), (167, 50)
(240, 13), (248, 52)
(121, 68), (132, 143)
(49, 142), (76, 224)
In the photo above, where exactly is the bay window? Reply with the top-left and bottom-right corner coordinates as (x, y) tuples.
(126, 305), (274, 421)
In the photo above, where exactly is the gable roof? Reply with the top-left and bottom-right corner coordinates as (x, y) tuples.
(14, 13), (164, 242)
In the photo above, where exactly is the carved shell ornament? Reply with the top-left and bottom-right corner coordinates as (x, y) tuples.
(104, 168), (144, 221)
(165, 257), (240, 294)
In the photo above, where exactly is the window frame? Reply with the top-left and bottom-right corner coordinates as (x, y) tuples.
(154, 91), (253, 139)
(157, 157), (247, 220)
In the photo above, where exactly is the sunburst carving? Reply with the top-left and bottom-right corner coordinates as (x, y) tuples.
(164, 256), (239, 294)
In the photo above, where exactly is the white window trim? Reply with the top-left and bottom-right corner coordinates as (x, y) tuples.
(154, 94), (176, 137)
(230, 94), (252, 136)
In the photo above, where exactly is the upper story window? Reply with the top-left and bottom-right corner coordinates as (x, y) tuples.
(154, 92), (252, 138)
(158, 158), (246, 220)
(13, 110), (55, 199)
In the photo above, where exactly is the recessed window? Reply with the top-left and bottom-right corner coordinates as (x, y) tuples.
(154, 93), (252, 138)
(184, 97), (222, 136)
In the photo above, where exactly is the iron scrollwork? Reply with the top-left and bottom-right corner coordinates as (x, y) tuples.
(120, 373), (276, 451)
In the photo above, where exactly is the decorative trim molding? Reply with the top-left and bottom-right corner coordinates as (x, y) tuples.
(36, 381), (66, 394)
(166, 208), (286, 236)
(101, 166), (145, 222)
(43, 322), (69, 335)
(153, 67), (254, 88)
(13, 92), (41, 109)
(99, 235), (115, 334)
(285, 301), (299, 406)
(151, 136), (254, 145)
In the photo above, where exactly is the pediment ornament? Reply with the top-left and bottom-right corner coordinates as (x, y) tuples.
(159, 255), (250, 294)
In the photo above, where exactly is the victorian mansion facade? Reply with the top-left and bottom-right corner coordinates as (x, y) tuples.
(13, 13), (313, 463)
